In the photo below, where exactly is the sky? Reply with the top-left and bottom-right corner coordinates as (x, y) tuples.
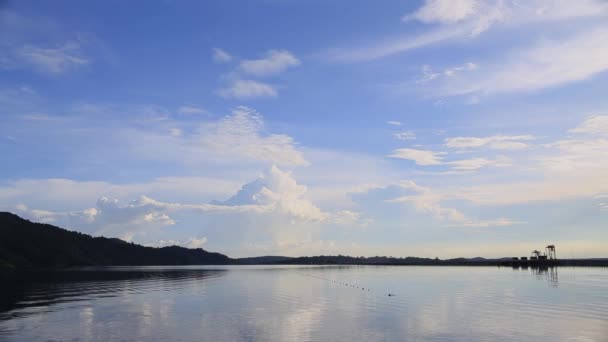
(1, 0), (607, 258)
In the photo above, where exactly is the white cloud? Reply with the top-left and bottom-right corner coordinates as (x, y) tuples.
(10, 165), (360, 242)
(239, 50), (300, 76)
(387, 148), (445, 165)
(404, 0), (506, 36)
(405, 0), (608, 35)
(388, 146), (513, 171)
(218, 79), (277, 99)
(387, 121), (401, 126)
(569, 114), (608, 134)
(216, 49), (299, 98)
(445, 135), (534, 150)
(215, 165), (325, 221)
(405, 0), (479, 24)
(212, 48), (232, 63)
(394, 131), (416, 140)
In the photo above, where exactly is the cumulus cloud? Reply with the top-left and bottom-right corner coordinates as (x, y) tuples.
(212, 48), (232, 63)
(215, 49), (300, 98)
(239, 50), (300, 76)
(218, 79), (278, 99)
(445, 135), (534, 150)
(214, 165), (325, 221)
(387, 121), (402, 126)
(12, 165), (360, 242)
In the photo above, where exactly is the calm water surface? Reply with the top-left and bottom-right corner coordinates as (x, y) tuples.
(1, 265), (607, 341)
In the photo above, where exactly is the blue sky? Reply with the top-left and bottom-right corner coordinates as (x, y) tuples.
(1, 0), (608, 258)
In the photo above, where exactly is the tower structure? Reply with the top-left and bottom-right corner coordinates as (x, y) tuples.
(546, 245), (557, 260)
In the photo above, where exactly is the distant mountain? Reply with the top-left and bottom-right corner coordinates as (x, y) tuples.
(237, 256), (293, 264)
(274, 255), (502, 265)
(0, 212), (232, 268)
(3, 212), (605, 269)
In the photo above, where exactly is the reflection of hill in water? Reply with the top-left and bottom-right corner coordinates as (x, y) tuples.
(0, 268), (226, 319)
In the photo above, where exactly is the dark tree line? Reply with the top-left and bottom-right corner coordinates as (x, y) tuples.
(0, 212), (232, 268)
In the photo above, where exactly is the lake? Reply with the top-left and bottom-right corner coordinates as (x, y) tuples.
(1, 265), (607, 341)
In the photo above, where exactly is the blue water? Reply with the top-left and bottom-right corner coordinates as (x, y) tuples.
(1, 265), (607, 341)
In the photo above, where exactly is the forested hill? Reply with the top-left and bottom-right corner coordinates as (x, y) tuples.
(0, 212), (232, 268)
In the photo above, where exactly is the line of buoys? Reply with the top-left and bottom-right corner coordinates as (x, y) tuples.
(293, 271), (379, 294)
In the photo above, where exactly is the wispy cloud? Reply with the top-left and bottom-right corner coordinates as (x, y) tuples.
(388, 147), (512, 171)
(322, 0), (608, 63)
(16, 42), (89, 74)
(323, 27), (464, 62)
(177, 105), (206, 115)
(212, 48), (232, 63)
(383, 180), (520, 227)
(387, 148), (445, 165)
(394, 131), (416, 140)
(418, 62), (477, 83)
(430, 28), (608, 96)
(569, 114), (608, 134)
(0, 10), (101, 75)
(445, 135), (535, 150)
(447, 156), (511, 171)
